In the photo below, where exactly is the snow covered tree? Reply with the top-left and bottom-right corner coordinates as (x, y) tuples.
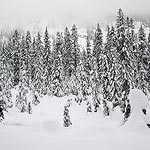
(27, 102), (32, 114)
(102, 100), (109, 116)
(51, 32), (64, 97)
(0, 43), (13, 110)
(84, 33), (93, 76)
(116, 9), (125, 37)
(4, 37), (14, 88)
(93, 23), (103, 84)
(15, 80), (28, 112)
(78, 60), (89, 102)
(33, 32), (44, 94)
(25, 31), (32, 87)
(30, 37), (36, 83)
(148, 33), (150, 53)
(104, 26), (120, 107)
(15, 35), (29, 112)
(91, 57), (101, 112)
(87, 101), (92, 113)
(12, 30), (20, 86)
(71, 25), (80, 74)
(124, 99), (131, 122)
(63, 105), (72, 127)
(137, 25), (148, 95)
(63, 27), (74, 77)
(20, 35), (28, 87)
(83, 33), (93, 97)
(43, 27), (52, 95)
(113, 9), (134, 113)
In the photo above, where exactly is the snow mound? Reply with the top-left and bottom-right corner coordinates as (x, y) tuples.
(121, 89), (150, 132)
(41, 120), (62, 133)
(129, 89), (149, 108)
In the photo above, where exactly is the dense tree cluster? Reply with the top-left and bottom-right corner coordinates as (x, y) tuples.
(0, 9), (150, 122)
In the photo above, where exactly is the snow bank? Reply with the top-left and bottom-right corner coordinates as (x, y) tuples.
(121, 89), (150, 132)
(1, 90), (150, 150)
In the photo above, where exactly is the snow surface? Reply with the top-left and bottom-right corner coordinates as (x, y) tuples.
(0, 89), (150, 150)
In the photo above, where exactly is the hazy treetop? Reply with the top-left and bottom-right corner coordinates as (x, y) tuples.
(0, 0), (150, 28)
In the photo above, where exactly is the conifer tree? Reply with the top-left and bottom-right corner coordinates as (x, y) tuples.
(43, 27), (52, 95)
(114, 9), (132, 113)
(63, 105), (72, 127)
(27, 102), (32, 114)
(25, 31), (32, 87)
(87, 101), (92, 113)
(71, 25), (80, 74)
(93, 23), (103, 84)
(51, 32), (64, 97)
(30, 37), (36, 82)
(63, 27), (73, 77)
(33, 32), (44, 94)
(137, 25), (148, 95)
(12, 30), (20, 86)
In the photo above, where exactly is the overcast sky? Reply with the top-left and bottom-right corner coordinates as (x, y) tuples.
(0, 0), (150, 28)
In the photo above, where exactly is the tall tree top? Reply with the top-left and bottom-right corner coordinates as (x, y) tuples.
(71, 24), (78, 42)
(116, 9), (125, 35)
(26, 31), (32, 49)
(12, 30), (20, 45)
(86, 33), (91, 55)
(44, 27), (50, 50)
(93, 23), (103, 57)
(138, 25), (146, 42)
(148, 33), (150, 44)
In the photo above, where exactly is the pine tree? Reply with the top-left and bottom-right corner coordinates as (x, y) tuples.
(30, 37), (36, 82)
(63, 105), (72, 127)
(102, 100), (109, 116)
(85, 33), (93, 76)
(79, 60), (89, 102)
(33, 32), (44, 94)
(43, 27), (52, 95)
(83, 33), (93, 96)
(20, 35), (28, 87)
(87, 101), (92, 113)
(25, 31), (32, 87)
(12, 30), (20, 86)
(5, 37), (14, 88)
(137, 25), (148, 95)
(116, 9), (125, 37)
(32, 91), (40, 106)
(71, 25), (80, 74)
(63, 27), (73, 77)
(27, 102), (32, 114)
(92, 57), (101, 112)
(93, 23), (103, 84)
(114, 9), (133, 113)
(15, 81), (28, 112)
(51, 32), (64, 97)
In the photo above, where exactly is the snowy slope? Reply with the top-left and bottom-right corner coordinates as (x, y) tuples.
(121, 89), (150, 132)
(0, 89), (150, 150)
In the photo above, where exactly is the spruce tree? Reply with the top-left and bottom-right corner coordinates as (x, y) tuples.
(33, 32), (44, 94)
(25, 31), (32, 87)
(63, 27), (73, 77)
(43, 27), (52, 95)
(63, 105), (72, 127)
(93, 23), (103, 84)
(12, 30), (20, 86)
(51, 32), (64, 97)
(71, 25), (80, 74)
(137, 25), (148, 95)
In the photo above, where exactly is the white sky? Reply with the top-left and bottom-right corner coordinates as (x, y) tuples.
(0, 0), (150, 27)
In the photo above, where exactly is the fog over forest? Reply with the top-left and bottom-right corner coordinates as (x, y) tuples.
(0, 0), (150, 29)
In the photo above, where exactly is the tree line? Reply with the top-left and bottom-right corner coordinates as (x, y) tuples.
(0, 9), (150, 121)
